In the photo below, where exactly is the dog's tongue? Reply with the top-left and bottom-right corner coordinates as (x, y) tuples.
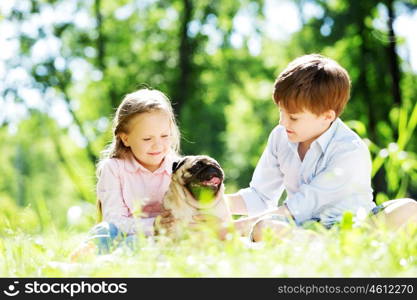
(204, 176), (221, 186)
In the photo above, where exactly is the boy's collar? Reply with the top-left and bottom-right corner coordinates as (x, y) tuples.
(287, 118), (341, 153)
(314, 117), (341, 152)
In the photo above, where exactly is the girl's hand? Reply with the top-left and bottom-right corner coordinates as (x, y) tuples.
(154, 209), (175, 235)
(142, 202), (163, 218)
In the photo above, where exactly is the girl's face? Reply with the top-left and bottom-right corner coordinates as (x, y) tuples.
(120, 111), (172, 172)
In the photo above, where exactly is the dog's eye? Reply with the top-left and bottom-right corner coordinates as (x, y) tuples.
(189, 161), (205, 173)
(195, 162), (205, 169)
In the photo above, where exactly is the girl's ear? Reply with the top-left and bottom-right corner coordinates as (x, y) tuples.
(119, 133), (130, 147)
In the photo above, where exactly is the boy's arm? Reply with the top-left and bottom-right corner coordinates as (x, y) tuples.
(231, 126), (286, 216)
(285, 143), (373, 225)
(225, 193), (248, 215)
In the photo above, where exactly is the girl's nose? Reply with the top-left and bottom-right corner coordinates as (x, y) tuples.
(151, 138), (164, 149)
(151, 142), (160, 149)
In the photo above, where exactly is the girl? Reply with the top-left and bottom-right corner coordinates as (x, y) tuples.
(71, 88), (179, 259)
(96, 88), (179, 235)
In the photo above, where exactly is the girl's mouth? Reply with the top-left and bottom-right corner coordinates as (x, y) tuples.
(148, 152), (162, 156)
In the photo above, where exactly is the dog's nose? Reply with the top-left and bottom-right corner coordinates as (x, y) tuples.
(202, 166), (221, 181)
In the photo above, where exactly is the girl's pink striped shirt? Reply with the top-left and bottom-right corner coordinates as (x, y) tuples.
(97, 152), (177, 236)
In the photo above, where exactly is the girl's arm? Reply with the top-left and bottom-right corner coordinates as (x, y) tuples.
(98, 159), (154, 235)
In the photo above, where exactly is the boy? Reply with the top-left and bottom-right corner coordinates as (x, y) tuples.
(226, 54), (417, 241)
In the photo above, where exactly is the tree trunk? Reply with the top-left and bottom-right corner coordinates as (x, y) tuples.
(174, 0), (193, 116)
(94, 0), (105, 70)
(386, 0), (402, 107)
(357, 7), (387, 197)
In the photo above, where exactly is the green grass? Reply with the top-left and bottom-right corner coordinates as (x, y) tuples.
(1, 221), (417, 277)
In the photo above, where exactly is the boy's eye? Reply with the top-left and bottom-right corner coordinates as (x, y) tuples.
(290, 117), (298, 121)
(143, 138), (151, 141)
(161, 135), (169, 138)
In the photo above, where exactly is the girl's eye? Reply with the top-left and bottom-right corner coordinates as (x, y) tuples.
(143, 138), (151, 141)
(290, 117), (298, 121)
(161, 135), (169, 138)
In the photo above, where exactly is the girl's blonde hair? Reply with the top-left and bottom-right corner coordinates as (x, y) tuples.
(96, 88), (180, 221)
(100, 88), (180, 162)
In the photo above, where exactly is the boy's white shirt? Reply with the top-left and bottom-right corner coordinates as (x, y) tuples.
(238, 118), (376, 227)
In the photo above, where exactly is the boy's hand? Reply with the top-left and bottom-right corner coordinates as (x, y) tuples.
(192, 214), (230, 240)
(225, 193), (248, 216)
(192, 214), (222, 224)
(232, 204), (294, 237)
(154, 209), (175, 235)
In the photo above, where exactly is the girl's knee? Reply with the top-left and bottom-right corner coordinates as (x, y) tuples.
(90, 221), (119, 238)
(88, 222), (121, 254)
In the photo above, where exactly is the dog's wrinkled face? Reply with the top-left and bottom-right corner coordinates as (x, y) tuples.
(172, 155), (224, 202)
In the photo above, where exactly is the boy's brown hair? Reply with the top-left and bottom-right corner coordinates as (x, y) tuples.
(273, 54), (351, 117)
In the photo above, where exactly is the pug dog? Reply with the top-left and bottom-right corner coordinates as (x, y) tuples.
(163, 155), (231, 235)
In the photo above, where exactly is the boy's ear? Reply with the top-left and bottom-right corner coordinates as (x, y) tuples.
(119, 133), (129, 147)
(324, 110), (336, 122)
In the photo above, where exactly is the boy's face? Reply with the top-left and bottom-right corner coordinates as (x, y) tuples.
(279, 105), (335, 147)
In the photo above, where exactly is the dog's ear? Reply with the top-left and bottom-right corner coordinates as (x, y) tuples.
(172, 161), (179, 173)
(172, 158), (187, 173)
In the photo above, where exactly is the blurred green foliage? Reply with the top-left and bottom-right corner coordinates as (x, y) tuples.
(1, 0), (417, 234)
